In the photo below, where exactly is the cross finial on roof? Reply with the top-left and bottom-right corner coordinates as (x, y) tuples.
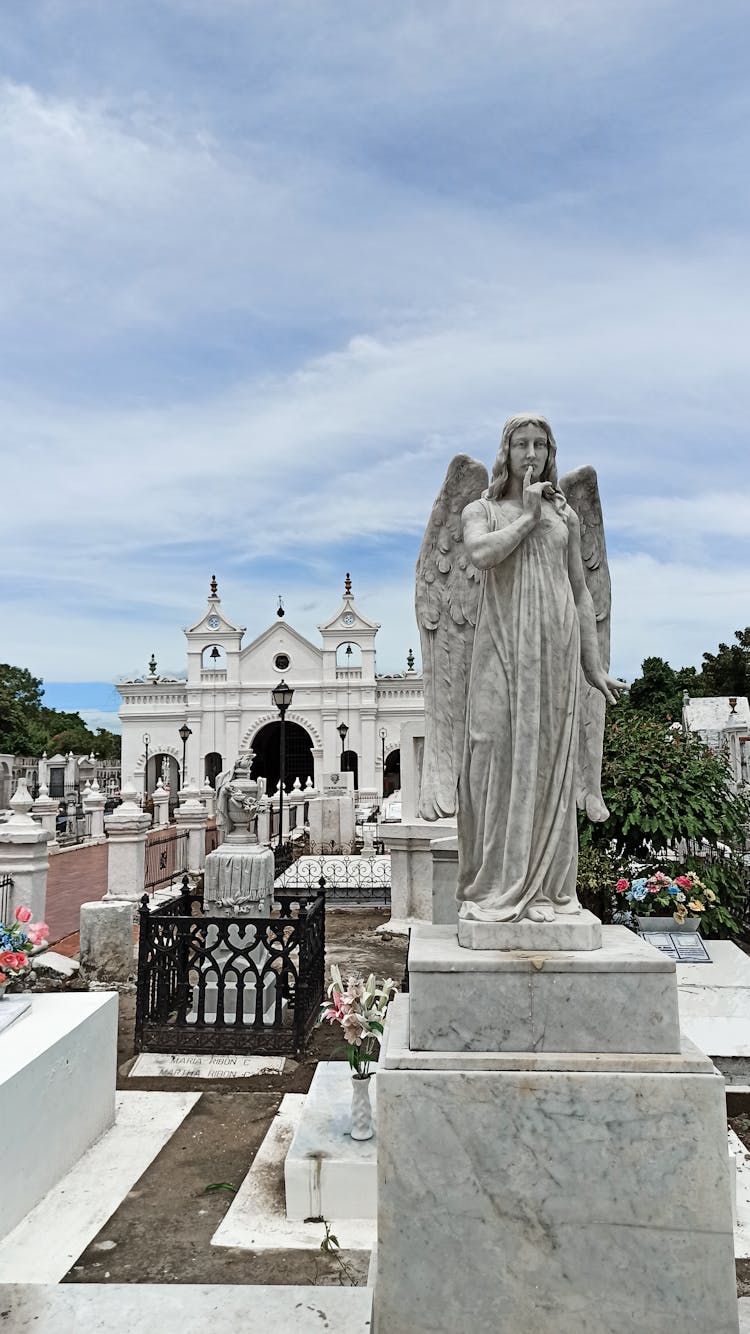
(344, 572), (352, 595)
(210, 574), (218, 597)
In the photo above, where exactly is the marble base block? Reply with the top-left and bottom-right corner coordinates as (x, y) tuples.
(458, 907), (602, 951)
(284, 1061), (377, 1221)
(375, 996), (739, 1334)
(409, 924), (681, 1053)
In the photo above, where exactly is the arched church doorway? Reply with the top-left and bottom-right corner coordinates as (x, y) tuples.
(150, 754), (180, 800)
(384, 748), (400, 797)
(204, 752), (223, 788)
(341, 749), (359, 791)
(251, 721), (314, 792)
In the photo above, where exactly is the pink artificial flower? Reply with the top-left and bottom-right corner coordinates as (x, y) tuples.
(0, 951), (29, 971)
(26, 922), (49, 946)
(0, 972), (7, 984)
(615, 879), (629, 893)
(674, 876), (692, 890)
(14, 905), (32, 924)
(647, 883), (661, 893)
(652, 872), (670, 884)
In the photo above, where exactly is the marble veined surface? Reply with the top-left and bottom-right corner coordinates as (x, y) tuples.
(408, 925), (681, 1054)
(376, 1027), (738, 1332)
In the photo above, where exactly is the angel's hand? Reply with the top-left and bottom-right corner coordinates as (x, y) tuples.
(522, 467), (556, 524)
(586, 668), (629, 705)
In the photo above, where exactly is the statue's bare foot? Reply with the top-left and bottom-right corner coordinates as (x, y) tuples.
(555, 899), (582, 916)
(585, 792), (610, 823)
(527, 902), (555, 923)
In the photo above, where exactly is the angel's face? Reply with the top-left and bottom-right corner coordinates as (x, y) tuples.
(508, 424), (549, 482)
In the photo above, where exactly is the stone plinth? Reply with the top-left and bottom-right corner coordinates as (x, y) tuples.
(408, 924), (680, 1053)
(430, 834), (457, 924)
(375, 995), (738, 1334)
(79, 900), (135, 982)
(0, 780), (51, 921)
(104, 783), (151, 901)
(457, 907), (602, 951)
(308, 795), (355, 849)
(284, 1061), (377, 1221)
(175, 781), (209, 873)
(203, 843), (274, 913)
(0, 992), (117, 1241)
(379, 819), (456, 932)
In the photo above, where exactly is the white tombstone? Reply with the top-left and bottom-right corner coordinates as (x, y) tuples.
(82, 778), (106, 841)
(0, 779), (50, 922)
(151, 777), (170, 827)
(175, 778), (209, 874)
(104, 777), (151, 901)
(79, 899), (134, 982)
(31, 782), (59, 846)
(201, 778), (216, 819)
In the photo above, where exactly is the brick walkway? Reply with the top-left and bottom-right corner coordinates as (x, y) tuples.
(45, 843), (108, 944)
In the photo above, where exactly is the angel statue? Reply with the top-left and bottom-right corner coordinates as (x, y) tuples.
(416, 413), (627, 925)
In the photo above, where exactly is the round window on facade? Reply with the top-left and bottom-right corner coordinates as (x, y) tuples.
(274, 653), (290, 672)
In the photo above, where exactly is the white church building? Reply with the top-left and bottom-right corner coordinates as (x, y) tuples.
(117, 576), (423, 802)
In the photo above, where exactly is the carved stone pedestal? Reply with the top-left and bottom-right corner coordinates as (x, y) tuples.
(374, 926), (739, 1334)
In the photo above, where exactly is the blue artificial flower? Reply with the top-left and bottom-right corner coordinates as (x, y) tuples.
(630, 885), (649, 902)
(667, 885), (679, 896)
(631, 878), (648, 893)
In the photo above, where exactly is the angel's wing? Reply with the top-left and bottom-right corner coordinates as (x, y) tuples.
(559, 465), (611, 822)
(415, 454), (489, 820)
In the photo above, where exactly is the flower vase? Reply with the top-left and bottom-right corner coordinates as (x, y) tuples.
(636, 915), (700, 934)
(350, 1072), (374, 1140)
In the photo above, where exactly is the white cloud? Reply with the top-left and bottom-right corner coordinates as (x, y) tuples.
(1, 4), (749, 684)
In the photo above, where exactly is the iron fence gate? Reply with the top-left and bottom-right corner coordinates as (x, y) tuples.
(134, 879), (325, 1055)
(144, 829), (189, 893)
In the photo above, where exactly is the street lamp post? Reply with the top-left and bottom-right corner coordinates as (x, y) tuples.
(142, 733), (150, 801)
(178, 724), (192, 789)
(272, 679), (294, 850)
(337, 721), (349, 773)
(379, 726), (387, 799)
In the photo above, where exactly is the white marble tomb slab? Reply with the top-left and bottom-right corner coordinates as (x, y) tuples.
(0, 995), (31, 1036)
(285, 1061), (377, 1220)
(129, 1052), (287, 1078)
(212, 1094), (375, 1252)
(0, 1283), (373, 1334)
(408, 924), (681, 1054)
(375, 1008), (738, 1333)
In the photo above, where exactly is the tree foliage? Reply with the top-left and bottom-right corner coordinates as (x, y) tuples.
(628, 656), (702, 723)
(582, 701), (749, 935)
(0, 663), (120, 760)
(701, 626), (750, 698)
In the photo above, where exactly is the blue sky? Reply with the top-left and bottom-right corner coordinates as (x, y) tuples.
(3, 1), (750, 734)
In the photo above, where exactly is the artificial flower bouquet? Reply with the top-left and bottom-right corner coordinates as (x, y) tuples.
(318, 964), (396, 1076)
(0, 905), (50, 989)
(614, 870), (715, 925)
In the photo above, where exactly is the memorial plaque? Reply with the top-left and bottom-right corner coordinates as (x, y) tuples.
(643, 932), (711, 963)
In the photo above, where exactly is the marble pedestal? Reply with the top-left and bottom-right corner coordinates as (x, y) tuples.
(409, 924), (680, 1053)
(375, 932), (739, 1334)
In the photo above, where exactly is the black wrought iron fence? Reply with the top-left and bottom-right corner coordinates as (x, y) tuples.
(134, 884), (325, 1055)
(275, 852), (391, 907)
(144, 828), (189, 893)
(0, 873), (13, 923)
(56, 808), (93, 847)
